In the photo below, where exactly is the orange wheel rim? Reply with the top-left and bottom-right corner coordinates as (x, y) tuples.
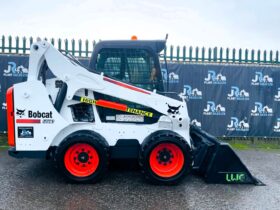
(64, 143), (99, 177)
(149, 143), (184, 178)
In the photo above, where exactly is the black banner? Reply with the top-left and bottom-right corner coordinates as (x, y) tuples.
(0, 55), (29, 133)
(1, 54), (280, 137)
(163, 63), (280, 137)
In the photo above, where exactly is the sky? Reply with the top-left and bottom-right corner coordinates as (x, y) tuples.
(0, 0), (279, 51)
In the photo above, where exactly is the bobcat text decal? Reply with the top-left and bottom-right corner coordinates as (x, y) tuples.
(15, 109), (54, 124)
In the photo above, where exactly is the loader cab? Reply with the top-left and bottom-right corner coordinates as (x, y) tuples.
(88, 40), (166, 124)
(89, 40), (165, 92)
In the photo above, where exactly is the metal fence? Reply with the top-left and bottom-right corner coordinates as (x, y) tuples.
(1, 35), (280, 64)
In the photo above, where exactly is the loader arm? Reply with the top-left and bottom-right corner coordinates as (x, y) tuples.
(28, 41), (189, 120)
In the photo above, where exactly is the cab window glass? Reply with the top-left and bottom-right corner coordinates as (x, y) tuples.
(96, 48), (156, 90)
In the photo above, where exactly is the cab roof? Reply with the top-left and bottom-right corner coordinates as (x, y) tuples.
(92, 40), (166, 54)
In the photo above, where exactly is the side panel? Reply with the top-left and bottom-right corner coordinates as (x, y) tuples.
(13, 81), (68, 151)
(50, 120), (190, 147)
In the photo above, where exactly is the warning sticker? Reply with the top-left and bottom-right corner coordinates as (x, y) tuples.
(126, 108), (153, 117)
(80, 97), (96, 105)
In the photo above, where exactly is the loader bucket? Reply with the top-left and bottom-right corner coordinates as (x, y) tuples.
(190, 125), (264, 185)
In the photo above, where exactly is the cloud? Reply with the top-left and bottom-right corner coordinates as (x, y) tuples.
(0, 0), (279, 51)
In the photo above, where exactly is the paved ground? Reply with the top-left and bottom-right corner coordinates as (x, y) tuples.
(0, 150), (279, 210)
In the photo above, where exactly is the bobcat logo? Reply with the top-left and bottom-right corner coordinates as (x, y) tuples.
(167, 104), (180, 114)
(16, 109), (25, 118)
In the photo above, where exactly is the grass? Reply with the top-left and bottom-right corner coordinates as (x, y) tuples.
(0, 134), (8, 151)
(0, 134), (279, 151)
(224, 139), (280, 151)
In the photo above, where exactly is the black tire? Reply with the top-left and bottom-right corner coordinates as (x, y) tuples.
(55, 130), (109, 183)
(139, 130), (193, 185)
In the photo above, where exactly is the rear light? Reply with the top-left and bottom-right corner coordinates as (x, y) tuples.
(6, 87), (15, 147)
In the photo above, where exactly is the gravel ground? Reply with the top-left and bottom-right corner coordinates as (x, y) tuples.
(0, 149), (279, 210)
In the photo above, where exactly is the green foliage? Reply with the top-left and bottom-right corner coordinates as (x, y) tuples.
(228, 140), (280, 151)
(0, 135), (8, 150)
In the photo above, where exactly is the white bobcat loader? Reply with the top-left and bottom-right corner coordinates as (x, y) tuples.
(6, 38), (262, 185)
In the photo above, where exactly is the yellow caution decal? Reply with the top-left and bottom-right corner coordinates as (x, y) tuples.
(126, 108), (153, 117)
(80, 97), (96, 105)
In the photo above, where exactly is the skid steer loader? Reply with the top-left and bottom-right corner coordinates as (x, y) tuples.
(6, 38), (263, 185)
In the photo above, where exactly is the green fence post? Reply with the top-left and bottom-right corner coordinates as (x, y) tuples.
(78, 39), (82, 57)
(251, 50), (255, 63)
(29, 37), (33, 47)
(238, 49), (242, 63)
(1, 35), (5, 53)
(202, 47), (205, 62)
(263, 50), (267, 63)
(71, 39), (75, 55)
(182, 46), (186, 62)
(85, 39), (89, 57)
(195, 47), (199, 62)
(8, 35), (12, 53)
(232, 48), (236, 63)
(245, 49), (248, 63)
(3, 36), (280, 65)
(257, 50), (261, 63)
(219, 47), (223, 62)
(189, 46), (193, 62)
(58, 38), (62, 51)
(51, 38), (55, 46)
(226, 48), (229, 62)
(22, 37), (26, 54)
(170, 45), (174, 61)
(15, 36), (19, 54)
(208, 48), (212, 62)
(176, 46), (180, 61)
(65, 39), (68, 54)
(213, 47), (217, 62)
(269, 50), (273, 63)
